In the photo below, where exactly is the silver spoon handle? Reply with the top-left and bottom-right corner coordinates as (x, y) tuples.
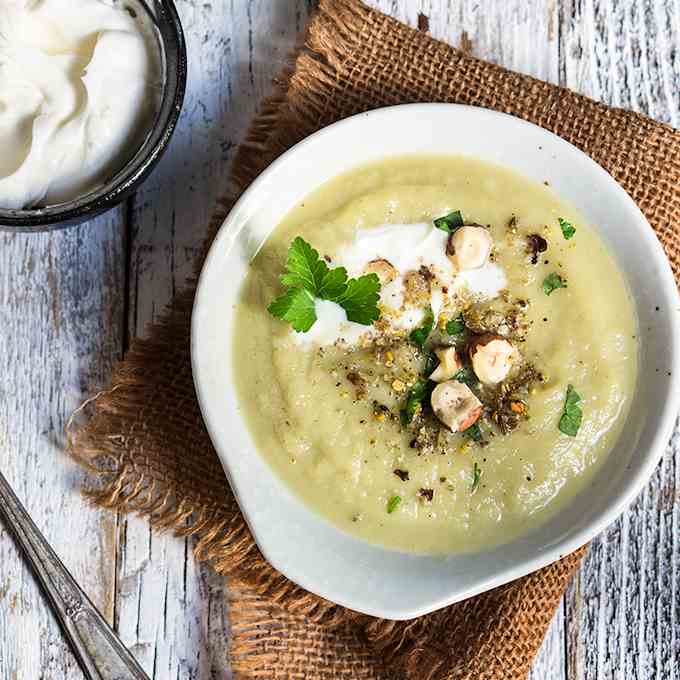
(0, 470), (150, 680)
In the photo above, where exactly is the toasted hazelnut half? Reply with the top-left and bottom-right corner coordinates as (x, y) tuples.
(365, 258), (397, 285)
(447, 226), (493, 270)
(431, 381), (482, 432)
(469, 334), (517, 385)
(429, 346), (463, 382)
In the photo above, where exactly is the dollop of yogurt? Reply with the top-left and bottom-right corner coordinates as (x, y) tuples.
(0, 0), (160, 208)
(293, 222), (507, 346)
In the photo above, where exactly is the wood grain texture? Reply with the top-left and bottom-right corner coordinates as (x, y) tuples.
(0, 213), (125, 679)
(0, 1), (677, 679)
(112, 2), (314, 678)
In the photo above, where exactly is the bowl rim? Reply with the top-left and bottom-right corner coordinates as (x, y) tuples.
(192, 103), (680, 619)
(0, 0), (187, 232)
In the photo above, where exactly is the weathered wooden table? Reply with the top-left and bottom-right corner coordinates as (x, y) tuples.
(1, 1), (678, 678)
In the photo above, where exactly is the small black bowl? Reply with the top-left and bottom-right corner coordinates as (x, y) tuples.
(0, 0), (187, 233)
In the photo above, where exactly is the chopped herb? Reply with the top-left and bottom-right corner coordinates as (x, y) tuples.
(487, 363), (542, 434)
(454, 367), (479, 388)
(558, 384), (583, 436)
(334, 274), (382, 324)
(418, 488), (434, 502)
(268, 237), (381, 331)
(409, 308), (435, 349)
(393, 469), (410, 482)
(471, 462), (482, 493)
(558, 217), (576, 240)
(387, 495), (402, 514)
(543, 272), (566, 296)
(433, 210), (464, 233)
(279, 236), (336, 294)
(266, 287), (316, 332)
(446, 313), (466, 336)
(400, 378), (433, 425)
(463, 423), (483, 442)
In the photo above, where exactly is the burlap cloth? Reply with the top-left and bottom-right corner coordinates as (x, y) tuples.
(68, 1), (680, 678)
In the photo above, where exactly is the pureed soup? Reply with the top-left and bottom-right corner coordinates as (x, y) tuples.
(233, 156), (637, 554)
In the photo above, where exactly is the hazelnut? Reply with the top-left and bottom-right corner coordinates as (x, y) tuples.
(429, 346), (463, 382)
(430, 381), (482, 432)
(365, 258), (397, 285)
(468, 334), (517, 385)
(447, 226), (493, 270)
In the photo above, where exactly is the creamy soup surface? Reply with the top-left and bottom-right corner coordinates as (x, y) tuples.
(233, 155), (637, 554)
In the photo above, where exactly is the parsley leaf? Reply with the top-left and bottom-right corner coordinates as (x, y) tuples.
(558, 384), (582, 436)
(267, 288), (317, 332)
(433, 210), (464, 233)
(280, 236), (329, 293)
(387, 495), (402, 514)
(335, 273), (381, 324)
(463, 423), (483, 442)
(409, 308), (434, 349)
(543, 272), (566, 295)
(269, 237), (382, 331)
(471, 462), (482, 493)
(558, 217), (576, 240)
(317, 265), (349, 300)
(400, 378), (433, 425)
(446, 313), (466, 335)
(454, 367), (479, 388)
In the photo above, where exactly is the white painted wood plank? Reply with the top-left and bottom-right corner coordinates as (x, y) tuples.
(113, 1), (314, 678)
(370, 0), (560, 82)
(0, 212), (125, 679)
(560, 1), (680, 678)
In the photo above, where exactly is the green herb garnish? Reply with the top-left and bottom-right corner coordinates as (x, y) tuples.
(279, 236), (337, 294)
(454, 367), (478, 389)
(433, 210), (464, 233)
(446, 313), (466, 336)
(400, 378), (433, 425)
(558, 217), (576, 240)
(268, 237), (381, 331)
(409, 308), (434, 349)
(266, 288), (317, 332)
(471, 462), (482, 493)
(463, 423), (483, 442)
(424, 351), (439, 377)
(387, 495), (402, 514)
(334, 275), (382, 324)
(558, 384), (582, 436)
(542, 272), (566, 296)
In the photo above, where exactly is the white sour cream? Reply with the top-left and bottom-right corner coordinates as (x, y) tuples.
(294, 222), (507, 346)
(0, 0), (160, 208)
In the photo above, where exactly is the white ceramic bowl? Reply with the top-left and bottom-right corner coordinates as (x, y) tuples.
(192, 104), (680, 620)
